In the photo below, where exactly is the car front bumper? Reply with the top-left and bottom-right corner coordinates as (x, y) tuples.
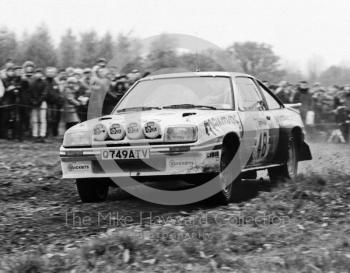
(60, 143), (222, 179)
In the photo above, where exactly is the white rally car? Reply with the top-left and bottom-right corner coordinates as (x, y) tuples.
(60, 72), (312, 203)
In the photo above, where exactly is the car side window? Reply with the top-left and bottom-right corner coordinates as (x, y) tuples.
(235, 77), (263, 111)
(257, 81), (282, 110)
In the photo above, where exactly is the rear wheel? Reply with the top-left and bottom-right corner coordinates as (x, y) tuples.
(268, 137), (298, 182)
(76, 178), (109, 202)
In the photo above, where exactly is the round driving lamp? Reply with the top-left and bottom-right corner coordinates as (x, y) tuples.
(108, 123), (125, 140)
(126, 122), (143, 139)
(93, 123), (108, 141)
(143, 121), (161, 138)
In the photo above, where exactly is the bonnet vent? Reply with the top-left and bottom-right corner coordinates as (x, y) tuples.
(183, 112), (197, 117)
(99, 116), (112, 121)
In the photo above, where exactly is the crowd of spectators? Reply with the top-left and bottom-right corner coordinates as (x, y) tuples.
(265, 80), (350, 143)
(0, 58), (145, 142)
(0, 58), (349, 143)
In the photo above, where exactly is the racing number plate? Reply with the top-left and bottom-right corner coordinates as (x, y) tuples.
(101, 148), (150, 160)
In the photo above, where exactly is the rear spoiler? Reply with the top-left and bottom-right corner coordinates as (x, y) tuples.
(284, 103), (301, 109)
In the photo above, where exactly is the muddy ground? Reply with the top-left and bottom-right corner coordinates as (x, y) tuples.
(0, 140), (349, 272)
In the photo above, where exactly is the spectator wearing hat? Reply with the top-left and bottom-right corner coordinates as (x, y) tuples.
(65, 67), (75, 77)
(97, 58), (107, 68)
(28, 68), (48, 142)
(0, 59), (15, 80)
(45, 67), (63, 137)
(57, 69), (68, 81)
(92, 57), (107, 76)
(20, 61), (36, 137)
(12, 65), (25, 140)
(63, 77), (81, 129)
(22, 62), (35, 84)
(293, 81), (313, 123)
(72, 68), (83, 80)
(57, 69), (68, 92)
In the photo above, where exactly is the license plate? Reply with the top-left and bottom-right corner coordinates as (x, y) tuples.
(101, 148), (150, 160)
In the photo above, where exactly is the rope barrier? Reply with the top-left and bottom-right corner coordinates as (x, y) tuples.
(0, 104), (15, 109)
(0, 103), (88, 115)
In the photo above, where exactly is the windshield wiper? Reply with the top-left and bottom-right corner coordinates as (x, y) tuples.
(162, 104), (217, 110)
(117, 106), (161, 113)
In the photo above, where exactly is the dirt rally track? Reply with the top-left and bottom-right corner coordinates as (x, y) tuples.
(0, 139), (349, 272)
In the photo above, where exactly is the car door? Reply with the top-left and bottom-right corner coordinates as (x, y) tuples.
(255, 80), (284, 162)
(234, 76), (269, 167)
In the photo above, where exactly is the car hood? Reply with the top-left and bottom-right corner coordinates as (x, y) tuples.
(72, 109), (231, 129)
(108, 109), (230, 124)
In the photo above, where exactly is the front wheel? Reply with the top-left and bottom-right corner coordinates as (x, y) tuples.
(210, 144), (240, 204)
(76, 178), (109, 203)
(269, 137), (298, 182)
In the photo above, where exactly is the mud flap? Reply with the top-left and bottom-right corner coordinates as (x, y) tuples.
(296, 141), (312, 161)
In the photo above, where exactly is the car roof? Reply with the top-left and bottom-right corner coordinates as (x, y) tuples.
(140, 71), (253, 81)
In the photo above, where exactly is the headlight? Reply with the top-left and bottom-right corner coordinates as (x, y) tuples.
(93, 123), (108, 141)
(143, 121), (161, 139)
(63, 131), (91, 147)
(165, 126), (198, 142)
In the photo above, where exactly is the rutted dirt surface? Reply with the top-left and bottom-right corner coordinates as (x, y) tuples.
(0, 139), (349, 272)
(0, 140), (202, 254)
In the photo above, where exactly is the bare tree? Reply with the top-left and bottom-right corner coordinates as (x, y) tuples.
(228, 41), (285, 82)
(0, 27), (17, 65)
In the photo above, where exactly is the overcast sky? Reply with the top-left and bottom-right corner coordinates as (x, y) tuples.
(1, 0), (350, 71)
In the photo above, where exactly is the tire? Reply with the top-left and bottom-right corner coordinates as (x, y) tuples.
(76, 178), (109, 203)
(113, 187), (131, 200)
(241, 170), (257, 179)
(210, 144), (240, 204)
(268, 137), (298, 182)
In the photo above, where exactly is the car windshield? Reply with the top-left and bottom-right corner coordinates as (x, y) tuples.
(114, 76), (234, 113)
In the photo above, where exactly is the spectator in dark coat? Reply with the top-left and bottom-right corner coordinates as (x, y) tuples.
(20, 62), (36, 137)
(1, 65), (24, 140)
(45, 67), (63, 137)
(75, 68), (92, 122)
(103, 81), (126, 115)
(29, 69), (47, 141)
